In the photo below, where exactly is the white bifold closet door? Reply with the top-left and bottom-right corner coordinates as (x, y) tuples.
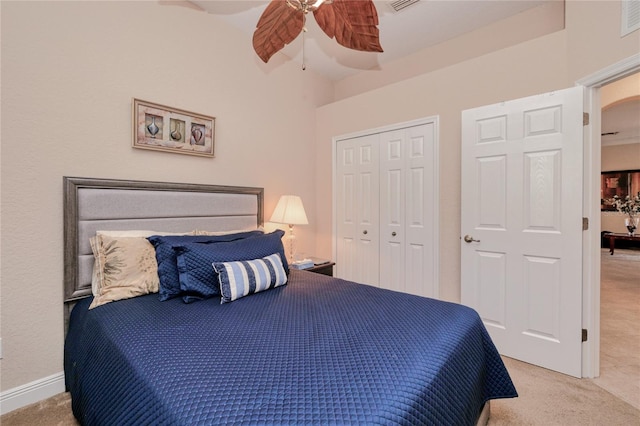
(335, 120), (438, 298)
(335, 133), (380, 287)
(379, 125), (435, 296)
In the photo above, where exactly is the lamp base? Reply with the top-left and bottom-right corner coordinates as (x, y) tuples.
(288, 224), (296, 262)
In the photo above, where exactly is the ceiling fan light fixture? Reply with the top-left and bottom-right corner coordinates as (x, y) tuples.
(286, 0), (332, 13)
(253, 0), (382, 65)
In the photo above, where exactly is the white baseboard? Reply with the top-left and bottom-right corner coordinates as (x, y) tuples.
(0, 372), (66, 416)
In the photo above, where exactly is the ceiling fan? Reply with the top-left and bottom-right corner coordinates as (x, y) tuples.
(253, 0), (383, 64)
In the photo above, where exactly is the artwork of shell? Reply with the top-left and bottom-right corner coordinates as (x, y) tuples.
(133, 98), (215, 157)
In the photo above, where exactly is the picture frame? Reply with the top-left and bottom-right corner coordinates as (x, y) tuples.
(132, 98), (215, 158)
(601, 169), (640, 211)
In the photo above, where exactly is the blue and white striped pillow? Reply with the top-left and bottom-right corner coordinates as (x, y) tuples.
(213, 253), (288, 303)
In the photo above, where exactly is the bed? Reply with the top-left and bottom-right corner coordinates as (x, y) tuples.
(63, 176), (517, 425)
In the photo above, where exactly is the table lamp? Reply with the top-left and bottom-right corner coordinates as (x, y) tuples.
(270, 195), (308, 262)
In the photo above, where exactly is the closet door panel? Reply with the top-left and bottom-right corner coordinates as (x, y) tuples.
(405, 124), (436, 297)
(382, 240), (404, 290)
(405, 131), (426, 297)
(357, 137), (380, 286)
(336, 141), (356, 282)
(336, 135), (379, 286)
(379, 130), (406, 290)
(406, 242), (426, 296)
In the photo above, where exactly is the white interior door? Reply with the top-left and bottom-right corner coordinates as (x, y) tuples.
(461, 87), (584, 377)
(336, 134), (380, 286)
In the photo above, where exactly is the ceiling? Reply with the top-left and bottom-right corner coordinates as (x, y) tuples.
(187, 0), (552, 81)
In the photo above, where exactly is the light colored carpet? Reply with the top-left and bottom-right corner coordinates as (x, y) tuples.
(594, 247), (640, 409)
(489, 356), (639, 425)
(0, 392), (77, 426)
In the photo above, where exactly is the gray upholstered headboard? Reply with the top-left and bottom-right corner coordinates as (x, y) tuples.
(63, 176), (264, 307)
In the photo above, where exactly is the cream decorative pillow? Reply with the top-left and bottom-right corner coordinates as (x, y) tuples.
(89, 234), (160, 309)
(90, 230), (194, 295)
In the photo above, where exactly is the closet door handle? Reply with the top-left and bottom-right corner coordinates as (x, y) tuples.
(391, 232), (397, 237)
(363, 230), (368, 235)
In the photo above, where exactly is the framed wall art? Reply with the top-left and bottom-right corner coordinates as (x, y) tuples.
(132, 98), (215, 158)
(601, 169), (640, 211)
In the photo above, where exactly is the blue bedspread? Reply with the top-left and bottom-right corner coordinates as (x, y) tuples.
(65, 270), (516, 425)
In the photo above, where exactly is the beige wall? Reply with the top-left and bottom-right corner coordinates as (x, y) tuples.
(601, 72), (640, 108)
(314, 1), (640, 302)
(333, 1), (565, 101)
(0, 1), (333, 392)
(602, 144), (640, 172)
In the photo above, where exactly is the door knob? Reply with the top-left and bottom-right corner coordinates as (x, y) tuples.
(463, 234), (480, 243)
(363, 230), (368, 235)
(392, 232), (397, 237)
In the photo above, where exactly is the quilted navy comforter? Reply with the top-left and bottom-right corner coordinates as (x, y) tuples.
(65, 270), (516, 425)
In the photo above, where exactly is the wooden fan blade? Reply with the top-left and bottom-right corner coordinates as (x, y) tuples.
(253, 0), (304, 63)
(314, 0), (383, 53)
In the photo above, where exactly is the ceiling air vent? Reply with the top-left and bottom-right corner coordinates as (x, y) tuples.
(621, 0), (640, 37)
(389, 0), (420, 13)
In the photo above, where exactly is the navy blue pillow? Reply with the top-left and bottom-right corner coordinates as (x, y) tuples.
(173, 229), (287, 303)
(148, 230), (263, 301)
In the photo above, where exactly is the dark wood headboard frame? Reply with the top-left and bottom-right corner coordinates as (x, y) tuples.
(63, 176), (264, 322)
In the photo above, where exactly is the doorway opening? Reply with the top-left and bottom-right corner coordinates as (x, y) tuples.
(593, 71), (640, 409)
(578, 53), (639, 383)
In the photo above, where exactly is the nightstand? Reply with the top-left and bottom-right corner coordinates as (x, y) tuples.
(306, 262), (336, 277)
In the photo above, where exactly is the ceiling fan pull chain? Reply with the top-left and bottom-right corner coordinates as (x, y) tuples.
(302, 15), (307, 71)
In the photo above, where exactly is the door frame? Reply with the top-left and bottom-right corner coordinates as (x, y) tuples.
(579, 53), (640, 378)
(331, 116), (440, 297)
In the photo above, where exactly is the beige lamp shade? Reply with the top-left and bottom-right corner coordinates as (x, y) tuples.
(270, 195), (308, 225)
